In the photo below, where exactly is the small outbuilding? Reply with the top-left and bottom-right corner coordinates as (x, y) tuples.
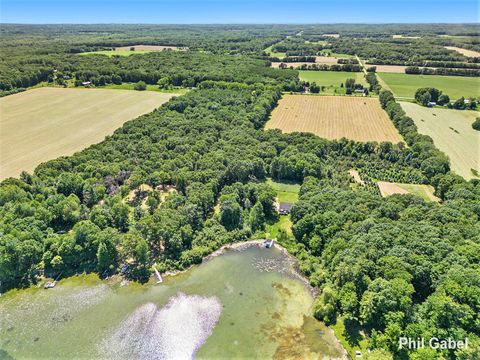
(278, 202), (293, 215)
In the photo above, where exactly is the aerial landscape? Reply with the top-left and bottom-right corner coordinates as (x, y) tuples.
(0, 0), (479, 359)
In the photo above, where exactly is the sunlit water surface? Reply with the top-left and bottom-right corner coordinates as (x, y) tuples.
(0, 246), (345, 359)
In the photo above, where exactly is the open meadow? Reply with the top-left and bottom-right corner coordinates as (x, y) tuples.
(299, 71), (367, 94)
(400, 102), (480, 179)
(266, 95), (403, 143)
(271, 56), (346, 69)
(378, 73), (480, 99)
(114, 45), (183, 51)
(80, 44), (185, 56)
(79, 50), (153, 56)
(264, 45), (286, 58)
(0, 87), (174, 179)
(378, 181), (439, 202)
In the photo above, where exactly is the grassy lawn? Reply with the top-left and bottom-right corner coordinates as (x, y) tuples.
(103, 83), (188, 94)
(264, 45), (286, 58)
(266, 178), (300, 203)
(378, 72), (480, 99)
(330, 317), (369, 359)
(299, 71), (367, 95)
(263, 178), (300, 240)
(78, 50), (153, 56)
(265, 215), (293, 239)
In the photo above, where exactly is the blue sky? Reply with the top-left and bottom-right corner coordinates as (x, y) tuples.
(1, 0), (478, 24)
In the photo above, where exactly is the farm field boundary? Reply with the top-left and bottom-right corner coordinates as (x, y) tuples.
(378, 181), (439, 202)
(0, 87), (174, 179)
(266, 95), (403, 143)
(400, 101), (480, 180)
(378, 72), (480, 99)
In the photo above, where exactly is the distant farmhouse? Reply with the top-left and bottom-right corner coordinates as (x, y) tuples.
(278, 202), (293, 215)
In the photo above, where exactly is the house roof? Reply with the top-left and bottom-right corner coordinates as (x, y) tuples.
(279, 202), (294, 211)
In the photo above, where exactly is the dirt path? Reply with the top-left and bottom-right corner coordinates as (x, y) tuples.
(355, 54), (367, 75)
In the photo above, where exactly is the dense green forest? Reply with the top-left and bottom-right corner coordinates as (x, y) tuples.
(1, 24), (480, 359)
(0, 51), (300, 92)
(2, 23), (479, 94)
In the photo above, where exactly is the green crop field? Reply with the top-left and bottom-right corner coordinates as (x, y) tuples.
(400, 102), (480, 179)
(378, 73), (480, 99)
(299, 71), (367, 94)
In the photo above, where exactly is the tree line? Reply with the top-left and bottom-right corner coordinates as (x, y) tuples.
(0, 51), (302, 94)
(406, 66), (480, 77)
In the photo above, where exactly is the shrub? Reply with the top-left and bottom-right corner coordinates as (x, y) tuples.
(472, 117), (480, 131)
(133, 81), (147, 91)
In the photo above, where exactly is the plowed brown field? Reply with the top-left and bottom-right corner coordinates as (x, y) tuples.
(266, 95), (403, 143)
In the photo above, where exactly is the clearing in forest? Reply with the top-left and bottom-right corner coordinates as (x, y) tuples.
(322, 34), (340, 38)
(378, 181), (439, 202)
(444, 46), (480, 58)
(267, 178), (300, 203)
(114, 45), (184, 51)
(392, 35), (420, 39)
(298, 71), (367, 95)
(377, 73), (480, 99)
(266, 95), (404, 143)
(265, 178), (300, 239)
(264, 45), (287, 58)
(0, 87), (174, 179)
(400, 102), (480, 179)
(270, 56), (341, 69)
(80, 45), (186, 56)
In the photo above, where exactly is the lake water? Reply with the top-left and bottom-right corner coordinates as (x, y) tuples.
(0, 244), (346, 359)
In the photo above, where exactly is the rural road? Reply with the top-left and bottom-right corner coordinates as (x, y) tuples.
(355, 54), (367, 74)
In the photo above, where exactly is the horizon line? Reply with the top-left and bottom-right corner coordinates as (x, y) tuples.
(2, 22), (479, 25)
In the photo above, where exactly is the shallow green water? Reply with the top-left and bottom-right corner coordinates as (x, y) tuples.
(0, 245), (345, 359)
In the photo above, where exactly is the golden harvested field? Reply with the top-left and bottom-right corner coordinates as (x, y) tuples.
(266, 95), (403, 143)
(270, 56), (339, 68)
(372, 65), (407, 73)
(315, 56), (339, 64)
(0, 87), (174, 180)
(444, 46), (480, 58)
(114, 44), (185, 51)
